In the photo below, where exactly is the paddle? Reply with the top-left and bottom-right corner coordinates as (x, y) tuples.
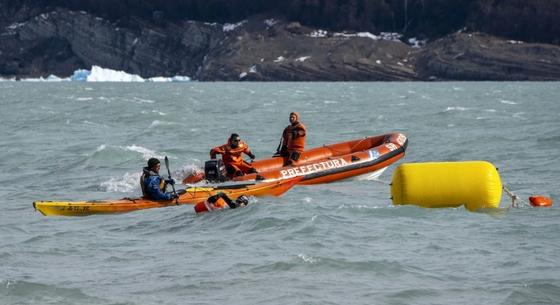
(164, 156), (179, 205)
(274, 136), (284, 156)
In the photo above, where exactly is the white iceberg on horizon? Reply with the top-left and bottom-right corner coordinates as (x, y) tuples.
(85, 66), (190, 82)
(1, 65), (191, 82)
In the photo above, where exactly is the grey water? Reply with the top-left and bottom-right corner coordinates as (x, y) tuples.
(1, 82), (559, 305)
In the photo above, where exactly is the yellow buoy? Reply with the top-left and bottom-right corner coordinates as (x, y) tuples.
(391, 161), (502, 211)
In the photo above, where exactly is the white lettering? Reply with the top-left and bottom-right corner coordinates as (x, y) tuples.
(386, 143), (398, 151)
(278, 158), (351, 179)
(396, 133), (407, 146)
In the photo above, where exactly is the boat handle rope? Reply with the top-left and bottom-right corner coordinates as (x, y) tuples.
(324, 137), (370, 155)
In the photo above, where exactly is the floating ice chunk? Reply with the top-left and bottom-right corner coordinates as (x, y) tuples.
(274, 56), (285, 63)
(170, 76), (191, 82)
(239, 72), (248, 79)
(21, 75), (69, 82)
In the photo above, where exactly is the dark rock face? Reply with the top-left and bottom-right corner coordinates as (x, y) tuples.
(1, 8), (560, 81)
(0, 9), (224, 78)
(199, 19), (418, 81)
(414, 33), (560, 81)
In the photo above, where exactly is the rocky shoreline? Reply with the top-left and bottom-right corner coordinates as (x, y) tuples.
(1, 8), (560, 81)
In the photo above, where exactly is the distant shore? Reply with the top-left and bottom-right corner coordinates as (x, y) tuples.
(1, 9), (560, 81)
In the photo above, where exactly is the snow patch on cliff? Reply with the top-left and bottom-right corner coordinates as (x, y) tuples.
(223, 20), (247, 32)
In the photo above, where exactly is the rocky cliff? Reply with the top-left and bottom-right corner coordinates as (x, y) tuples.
(1, 8), (560, 81)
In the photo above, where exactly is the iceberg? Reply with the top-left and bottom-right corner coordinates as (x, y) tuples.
(21, 75), (69, 82)
(86, 66), (145, 82)
(1, 65), (191, 82)
(71, 69), (91, 81)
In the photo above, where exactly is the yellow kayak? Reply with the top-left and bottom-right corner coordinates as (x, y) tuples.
(33, 178), (299, 217)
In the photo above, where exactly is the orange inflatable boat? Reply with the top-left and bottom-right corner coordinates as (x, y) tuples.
(186, 132), (408, 185)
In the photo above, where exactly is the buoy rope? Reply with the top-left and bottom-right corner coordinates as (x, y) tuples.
(503, 185), (529, 208)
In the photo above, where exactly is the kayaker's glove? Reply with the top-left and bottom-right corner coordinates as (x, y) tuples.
(170, 193), (179, 199)
(165, 179), (175, 185)
(291, 130), (298, 138)
(248, 152), (256, 160)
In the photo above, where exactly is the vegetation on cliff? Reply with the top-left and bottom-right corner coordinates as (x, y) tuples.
(2, 0), (559, 44)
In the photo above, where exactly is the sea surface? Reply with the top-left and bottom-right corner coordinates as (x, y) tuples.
(1, 82), (559, 305)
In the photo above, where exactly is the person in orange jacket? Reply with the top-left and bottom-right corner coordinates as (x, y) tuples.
(275, 112), (306, 166)
(194, 193), (249, 214)
(210, 133), (257, 178)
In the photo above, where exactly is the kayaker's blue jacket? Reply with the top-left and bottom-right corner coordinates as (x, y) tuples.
(141, 167), (173, 200)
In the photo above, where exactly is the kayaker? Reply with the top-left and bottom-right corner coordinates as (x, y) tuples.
(275, 112), (306, 166)
(194, 193), (249, 214)
(210, 133), (258, 178)
(140, 158), (178, 200)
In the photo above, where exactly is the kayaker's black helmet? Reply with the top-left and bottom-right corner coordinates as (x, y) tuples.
(236, 195), (249, 207)
(148, 157), (160, 169)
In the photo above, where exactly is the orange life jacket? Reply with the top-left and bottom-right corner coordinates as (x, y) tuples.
(194, 197), (228, 213)
(283, 122), (306, 152)
(210, 140), (252, 166)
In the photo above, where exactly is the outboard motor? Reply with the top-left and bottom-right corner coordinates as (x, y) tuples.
(204, 159), (227, 183)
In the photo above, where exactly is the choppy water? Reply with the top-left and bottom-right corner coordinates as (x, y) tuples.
(1, 82), (559, 305)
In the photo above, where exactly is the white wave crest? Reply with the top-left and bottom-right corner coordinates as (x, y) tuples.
(298, 253), (318, 263)
(124, 145), (164, 160)
(149, 120), (176, 128)
(175, 162), (203, 183)
(445, 106), (468, 112)
(99, 172), (141, 193)
(500, 100), (517, 105)
(133, 97), (155, 104)
(96, 144), (106, 152)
